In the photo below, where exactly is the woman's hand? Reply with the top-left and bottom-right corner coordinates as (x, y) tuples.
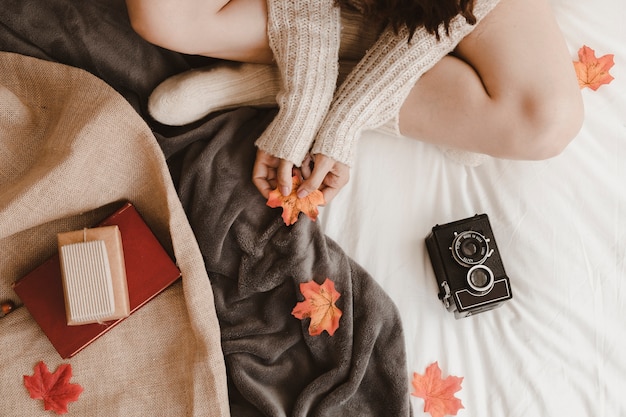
(252, 150), (349, 204)
(252, 149), (294, 199)
(297, 153), (349, 204)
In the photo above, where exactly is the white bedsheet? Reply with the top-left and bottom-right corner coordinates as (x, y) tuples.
(320, 1), (626, 415)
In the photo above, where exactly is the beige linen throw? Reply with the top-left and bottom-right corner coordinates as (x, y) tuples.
(0, 51), (229, 416)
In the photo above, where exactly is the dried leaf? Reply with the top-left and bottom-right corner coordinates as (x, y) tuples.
(267, 176), (325, 226)
(573, 45), (615, 90)
(292, 278), (342, 336)
(23, 361), (84, 414)
(411, 362), (464, 417)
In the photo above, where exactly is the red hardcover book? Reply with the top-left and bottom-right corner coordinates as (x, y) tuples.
(13, 202), (181, 358)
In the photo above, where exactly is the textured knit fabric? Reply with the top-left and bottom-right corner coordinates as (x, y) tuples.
(256, 0), (501, 166)
(256, 0), (341, 165)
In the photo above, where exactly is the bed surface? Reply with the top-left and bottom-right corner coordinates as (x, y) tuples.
(1, 0), (625, 415)
(320, 1), (626, 414)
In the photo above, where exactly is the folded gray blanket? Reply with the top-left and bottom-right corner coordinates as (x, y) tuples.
(1, 1), (412, 415)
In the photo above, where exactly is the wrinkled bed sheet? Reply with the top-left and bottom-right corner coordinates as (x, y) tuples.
(319, 1), (626, 415)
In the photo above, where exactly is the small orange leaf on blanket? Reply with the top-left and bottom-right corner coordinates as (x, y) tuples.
(23, 361), (84, 414)
(292, 278), (342, 336)
(267, 176), (325, 226)
(573, 45), (615, 90)
(411, 362), (464, 417)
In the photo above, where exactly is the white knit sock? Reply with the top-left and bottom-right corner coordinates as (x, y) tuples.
(148, 63), (280, 126)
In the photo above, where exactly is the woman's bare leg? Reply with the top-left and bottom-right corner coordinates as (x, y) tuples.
(399, 0), (584, 160)
(127, 0), (583, 159)
(126, 0), (273, 63)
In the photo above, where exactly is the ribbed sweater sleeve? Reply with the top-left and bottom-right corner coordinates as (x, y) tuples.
(254, 0), (341, 166)
(311, 0), (501, 165)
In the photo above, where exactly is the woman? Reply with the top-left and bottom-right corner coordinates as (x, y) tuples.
(126, 0), (583, 204)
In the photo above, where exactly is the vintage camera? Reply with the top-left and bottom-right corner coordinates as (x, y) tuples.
(425, 214), (512, 318)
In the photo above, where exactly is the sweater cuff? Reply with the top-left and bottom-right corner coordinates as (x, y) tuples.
(255, 107), (322, 165)
(310, 114), (362, 166)
(256, 0), (341, 165)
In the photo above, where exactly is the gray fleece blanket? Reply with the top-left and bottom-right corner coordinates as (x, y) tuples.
(0, 1), (412, 415)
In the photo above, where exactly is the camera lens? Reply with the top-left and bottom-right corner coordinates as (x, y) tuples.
(451, 231), (490, 267)
(461, 240), (479, 257)
(466, 265), (495, 294)
(469, 268), (489, 288)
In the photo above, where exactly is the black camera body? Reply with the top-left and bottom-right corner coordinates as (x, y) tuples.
(425, 214), (512, 318)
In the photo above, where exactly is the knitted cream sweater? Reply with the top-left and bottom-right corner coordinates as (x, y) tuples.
(256, 0), (501, 166)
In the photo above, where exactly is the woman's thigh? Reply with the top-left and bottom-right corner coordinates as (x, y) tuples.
(453, 0), (579, 113)
(126, 0), (272, 63)
(399, 0), (583, 159)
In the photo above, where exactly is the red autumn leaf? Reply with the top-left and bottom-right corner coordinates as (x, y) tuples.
(23, 361), (84, 414)
(573, 45), (615, 90)
(292, 278), (342, 336)
(267, 176), (325, 226)
(411, 362), (464, 417)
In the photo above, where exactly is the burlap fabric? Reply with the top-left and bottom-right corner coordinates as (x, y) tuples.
(0, 51), (230, 416)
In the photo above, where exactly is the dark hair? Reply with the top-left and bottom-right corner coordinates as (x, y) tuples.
(338, 0), (477, 40)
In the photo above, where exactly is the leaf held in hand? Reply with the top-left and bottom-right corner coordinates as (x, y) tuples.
(292, 278), (342, 336)
(267, 176), (325, 226)
(411, 362), (464, 417)
(23, 361), (84, 414)
(573, 45), (615, 90)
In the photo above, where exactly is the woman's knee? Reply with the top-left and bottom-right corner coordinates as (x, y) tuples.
(455, 0), (585, 160)
(507, 87), (584, 160)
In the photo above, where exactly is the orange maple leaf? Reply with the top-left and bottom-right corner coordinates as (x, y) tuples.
(573, 45), (615, 90)
(267, 176), (325, 226)
(23, 361), (84, 414)
(291, 278), (342, 336)
(411, 362), (464, 417)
